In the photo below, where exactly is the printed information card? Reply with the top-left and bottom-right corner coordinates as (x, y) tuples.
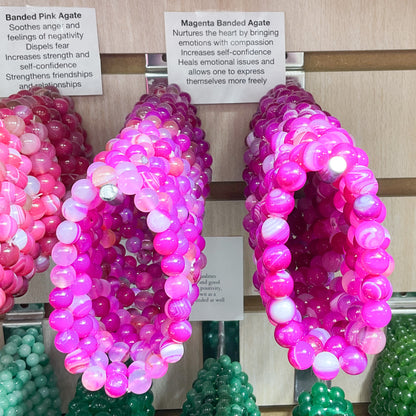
(164, 11), (285, 104)
(190, 237), (244, 321)
(0, 6), (102, 96)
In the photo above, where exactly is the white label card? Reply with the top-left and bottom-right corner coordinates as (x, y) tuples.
(190, 237), (244, 321)
(0, 6), (102, 96)
(164, 11), (285, 104)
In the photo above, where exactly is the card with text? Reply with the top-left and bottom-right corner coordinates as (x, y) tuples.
(0, 6), (102, 96)
(165, 11), (285, 104)
(190, 236), (244, 321)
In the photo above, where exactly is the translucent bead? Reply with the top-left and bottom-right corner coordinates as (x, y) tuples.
(312, 351), (340, 380)
(56, 221), (81, 244)
(82, 365), (106, 391)
(128, 369), (152, 394)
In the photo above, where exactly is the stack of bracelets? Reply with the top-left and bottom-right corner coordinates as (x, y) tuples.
(0, 325), (61, 416)
(243, 83), (394, 379)
(0, 86), (91, 313)
(369, 314), (416, 416)
(49, 83), (212, 397)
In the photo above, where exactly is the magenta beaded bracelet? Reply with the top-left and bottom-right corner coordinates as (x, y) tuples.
(243, 83), (393, 380)
(49, 84), (212, 397)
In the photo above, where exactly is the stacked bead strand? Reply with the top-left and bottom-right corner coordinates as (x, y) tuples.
(0, 326), (61, 416)
(243, 83), (393, 379)
(49, 83), (212, 397)
(0, 86), (91, 313)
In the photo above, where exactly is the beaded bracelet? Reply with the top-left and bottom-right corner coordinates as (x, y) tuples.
(0, 87), (91, 313)
(49, 83), (212, 397)
(243, 83), (393, 380)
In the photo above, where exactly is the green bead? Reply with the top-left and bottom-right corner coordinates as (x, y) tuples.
(38, 354), (49, 366)
(17, 344), (31, 359)
(230, 404), (243, 416)
(2, 344), (17, 356)
(230, 378), (242, 393)
(14, 360), (25, 372)
(297, 402), (312, 415)
(31, 343), (45, 355)
(38, 387), (50, 399)
(6, 335), (22, 346)
(0, 395), (9, 408)
(203, 358), (217, 370)
(244, 398), (257, 413)
(396, 403), (408, 416)
(219, 355), (232, 368)
(30, 365), (43, 377)
(22, 334), (36, 347)
(1, 379), (14, 393)
(292, 406), (301, 416)
(311, 383), (328, 397)
(16, 370), (31, 384)
(0, 356), (13, 367)
(308, 404), (325, 415)
(34, 375), (47, 388)
(328, 386), (345, 401)
(26, 328), (40, 337)
(382, 373), (395, 387)
(8, 392), (19, 406)
(230, 362), (242, 375)
(25, 380), (36, 395)
(298, 392), (312, 404)
(26, 353), (40, 367)
(0, 370), (13, 381)
(237, 372), (248, 385)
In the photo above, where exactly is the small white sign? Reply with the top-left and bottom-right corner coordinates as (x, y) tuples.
(164, 11), (285, 104)
(0, 6), (102, 96)
(190, 236), (244, 321)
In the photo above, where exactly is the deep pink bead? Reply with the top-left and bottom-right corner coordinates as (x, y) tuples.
(262, 244), (292, 272)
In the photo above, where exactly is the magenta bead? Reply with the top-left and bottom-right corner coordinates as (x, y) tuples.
(160, 339), (184, 363)
(168, 320), (192, 342)
(275, 161), (306, 192)
(165, 298), (192, 320)
(361, 275), (391, 301)
(49, 287), (74, 308)
(104, 372), (128, 398)
(261, 217), (290, 245)
(287, 341), (315, 370)
(361, 300), (391, 328)
(355, 221), (385, 249)
(153, 230), (178, 255)
(49, 309), (74, 331)
(262, 244), (292, 272)
(55, 329), (79, 353)
(164, 275), (190, 299)
(265, 189), (295, 216)
(274, 320), (306, 347)
(64, 348), (90, 374)
(360, 247), (390, 274)
(339, 346), (367, 375)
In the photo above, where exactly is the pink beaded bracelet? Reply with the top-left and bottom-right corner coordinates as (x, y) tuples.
(49, 84), (212, 397)
(243, 83), (393, 380)
(0, 86), (90, 312)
